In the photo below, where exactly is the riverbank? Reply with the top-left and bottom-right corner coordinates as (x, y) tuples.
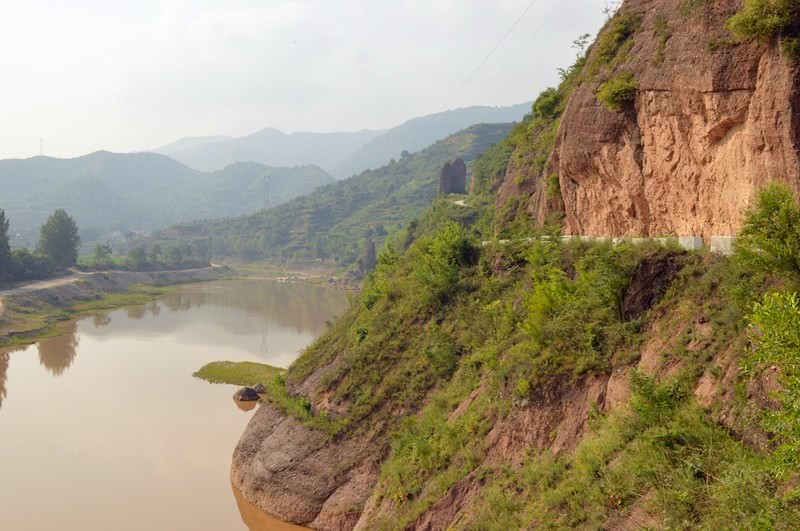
(0, 266), (232, 346)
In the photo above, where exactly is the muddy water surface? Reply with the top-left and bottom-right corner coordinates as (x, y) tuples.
(0, 279), (348, 531)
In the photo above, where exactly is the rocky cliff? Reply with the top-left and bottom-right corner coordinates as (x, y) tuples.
(505, 0), (800, 239)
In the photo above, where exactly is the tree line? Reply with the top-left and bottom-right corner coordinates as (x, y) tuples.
(0, 208), (80, 282)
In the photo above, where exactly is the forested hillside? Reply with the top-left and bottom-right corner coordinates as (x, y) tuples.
(330, 103), (530, 178)
(153, 123), (513, 267)
(0, 152), (333, 245)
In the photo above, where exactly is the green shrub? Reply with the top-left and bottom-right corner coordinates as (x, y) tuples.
(726, 0), (800, 40)
(412, 221), (477, 307)
(546, 172), (561, 200)
(596, 72), (638, 111)
(783, 36), (800, 58)
(532, 88), (562, 120)
(748, 291), (800, 475)
(595, 13), (641, 64)
(735, 182), (800, 279)
(653, 13), (672, 63)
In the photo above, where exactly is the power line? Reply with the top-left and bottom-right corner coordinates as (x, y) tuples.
(443, 0), (543, 109)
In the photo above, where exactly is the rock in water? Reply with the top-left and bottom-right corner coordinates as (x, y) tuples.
(234, 387), (259, 401)
(251, 383), (266, 394)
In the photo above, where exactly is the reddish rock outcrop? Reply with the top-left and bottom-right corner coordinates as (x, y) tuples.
(507, 0), (800, 238)
(230, 404), (383, 530)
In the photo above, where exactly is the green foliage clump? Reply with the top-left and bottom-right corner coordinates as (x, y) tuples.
(735, 182), (800, 279)
(597, 72), (638, 111)
(412, 221), (477, 307)
(532, 88), (563, 121)
(783, 36), (800, 58)
(652, 13), (672, 64)
(38, 208), (80, 270)
(546, 172), (561, 200)
(747, 291), (800, 476)
(595, 13), (641, 64)
(8, 249), (53, 281)
(519, 239), (637, 380)
(93, 242), (112, 265)
(362, 242), (398, 309)
(726, 0), (800, 41)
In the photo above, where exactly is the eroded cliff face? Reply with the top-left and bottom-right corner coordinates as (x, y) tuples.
(510, 0), (800, 238)
(230, 404), (383, 530)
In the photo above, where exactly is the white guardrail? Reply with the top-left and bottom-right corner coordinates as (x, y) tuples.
(482, 235), (736, 255)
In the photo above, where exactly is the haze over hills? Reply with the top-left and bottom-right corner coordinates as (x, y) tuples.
(154, 128), (384, 174)
(151, 104), (531, 177)
(331, 103), (532, 179)
(0, 151), (333, 246)
(152, 122), (513, 267)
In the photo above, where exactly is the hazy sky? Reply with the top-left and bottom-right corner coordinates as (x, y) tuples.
(1, 0), (609, 159)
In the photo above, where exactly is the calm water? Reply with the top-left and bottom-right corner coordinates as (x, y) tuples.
(0, 279), (348, 531)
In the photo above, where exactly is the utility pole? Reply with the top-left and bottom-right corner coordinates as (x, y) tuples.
(39, 137), (43, 156)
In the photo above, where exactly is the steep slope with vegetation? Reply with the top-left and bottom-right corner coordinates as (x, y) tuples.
(0, 152), (333, 244)
(228, 1), (800, 529)
(233, 184), (800, 529)
(154, 123), (512, 267)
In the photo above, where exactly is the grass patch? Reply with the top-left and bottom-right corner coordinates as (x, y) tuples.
(71, 284), (167, 313)
(595, 13), (641, 64)
(193, 361), (283, 386)
(652, 13), (672, 63)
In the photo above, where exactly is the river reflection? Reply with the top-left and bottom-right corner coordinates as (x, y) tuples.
(0, 279), (347, 530)
(37, 323), (79, 376)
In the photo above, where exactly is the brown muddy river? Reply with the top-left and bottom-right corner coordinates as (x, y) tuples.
(0, 279), (348, 530)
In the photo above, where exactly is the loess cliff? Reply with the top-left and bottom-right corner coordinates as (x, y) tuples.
(503, 0), (800, 240)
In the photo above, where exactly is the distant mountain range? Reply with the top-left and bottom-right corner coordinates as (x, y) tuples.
(0, 151), (333, 245)
(151, 122), (514, 267)
(154, 129), (383, 175)
(151, 103), (531, 178)
(331, 103), (531, 179)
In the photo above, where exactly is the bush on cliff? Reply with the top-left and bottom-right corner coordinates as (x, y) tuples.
(597, 72), (638, 111)
(726, 0), (800, 41)
(595, 13), (641, 64)
(735, 182), (800, 279)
